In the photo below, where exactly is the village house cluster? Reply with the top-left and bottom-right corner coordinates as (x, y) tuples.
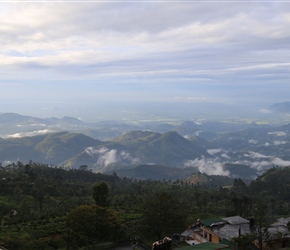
(172, 215), (290, 250)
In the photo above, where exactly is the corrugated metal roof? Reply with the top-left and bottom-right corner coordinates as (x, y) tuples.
(217, 223), (251, 241)
(222, 216), (249, 225)
(276, 217), (290, 225)
(200, 218), (227, 227)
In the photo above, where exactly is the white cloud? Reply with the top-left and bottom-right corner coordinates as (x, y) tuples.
(85, 146), (140, 167)
(272, 157), (290, 166)
(4, 129), (55, 138)
(97, 149), (118, 167)
(250, 160), (273, 171)
(119, 150), (141, 165)
(185, 145), (290, 176)
(184, 156), (230, 176)
(244, 151), (270, 159)
(259, 109), (272, 114)
(273, 140), (287, 146)
(268, 131), (287, 136)
(221, 153), (230, 159)
(249, 139), (257, 144)
(235, 150), (290, 172)
(248, 156), (290, 171)
(1, 2), (290, 70)
(1, 2), (290, 117)
(207, 148), (222, 155)
(85, 147), (107, 156)
(16, 123), (46, 127)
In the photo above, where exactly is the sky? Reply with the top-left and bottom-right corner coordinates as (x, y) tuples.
(1, 1), (290, 121)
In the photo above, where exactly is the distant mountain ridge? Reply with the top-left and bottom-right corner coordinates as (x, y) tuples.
(63, 130), (212, 172)
(0, 112), (85, 125)
(269, 101), (290, 113)
(0, 130), (212, 173)
(1, 111), (290, 180)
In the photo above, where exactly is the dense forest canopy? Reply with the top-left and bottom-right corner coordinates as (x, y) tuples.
(0, 161), (289, 249)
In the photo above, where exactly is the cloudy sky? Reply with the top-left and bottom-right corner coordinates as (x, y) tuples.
(1, 1), (290, 120)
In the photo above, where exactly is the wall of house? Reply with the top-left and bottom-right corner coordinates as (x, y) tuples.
(266, 238), (290, 250)
(192, 232), (207, 243)
(200, 226), (220, 244)
(207, 232), (220, 244)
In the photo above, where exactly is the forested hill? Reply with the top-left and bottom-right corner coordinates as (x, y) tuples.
(2, 113), (290, 180)
(1, 161), (290, 249)
(269, 101), (290, 113)
(1, 162), (289, 200)
(0, 130), (211, 172)
(249, 166), (290, 200)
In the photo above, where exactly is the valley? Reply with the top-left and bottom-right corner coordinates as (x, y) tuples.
(0, 109), (290, 181)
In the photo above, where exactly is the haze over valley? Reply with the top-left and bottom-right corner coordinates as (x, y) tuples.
(1, 106), (290, 181)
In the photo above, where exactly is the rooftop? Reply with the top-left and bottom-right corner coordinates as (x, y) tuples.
(200, 218), (227, 227)
(175, 242), (230, 249)
(222, 216), (249, 225)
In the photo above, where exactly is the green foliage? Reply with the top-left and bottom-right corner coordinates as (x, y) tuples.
(232, 233), (255, 250)
(232, 178), (249, 194)
(252, 202), (270, 250)
(250, 166), (290, 200)
(141, 191), (187, 240)
(113, 130), (209, 166)
(34, 131), (101, 161)
(66, 205), (122, 247)
(1, 161), (290, 249)
(92, 181), (109, 207)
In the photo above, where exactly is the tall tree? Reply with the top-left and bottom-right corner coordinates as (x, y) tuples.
(66, 205), (122, 247)
(232, 178), (249, 194)
(141, 191), (187, 240)
(31, 179), (44, 211)
(253, 202), (270, 249)
(92, 182), (109, 207)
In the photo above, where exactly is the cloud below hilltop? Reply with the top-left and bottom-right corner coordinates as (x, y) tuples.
(184, 148), (290, 177)
(0, 2), (290, 120)
(85, 147), (141, 169)
(184, 156), (230, 176)
(4, 129), (56, 139)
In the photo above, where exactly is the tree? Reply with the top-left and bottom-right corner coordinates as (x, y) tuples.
(78, 165), (88, 171)
(232, 178), (249, 194)
(92, 182), (109, 207)
(253, 202), (270, 249)
(141, 191), (187, 240)
(66, 205), (122, 247)
(232, 233), (254, 250)
(31, 179), (44, 211)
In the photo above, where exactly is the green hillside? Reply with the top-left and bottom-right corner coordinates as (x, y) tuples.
(249, 166), (290, 200)
(34, 132), (102, 163)
(112, 164), (196, 180)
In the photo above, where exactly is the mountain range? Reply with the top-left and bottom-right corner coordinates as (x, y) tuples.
(0, 105), (290, 181)
(269, 101), (290, 113)
(0, 130), (210, 171)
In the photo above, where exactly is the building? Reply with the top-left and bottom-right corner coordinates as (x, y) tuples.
(181, 215), (290, 249)
(264, 217), (290, 249)
(181, 216), (251, 248)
